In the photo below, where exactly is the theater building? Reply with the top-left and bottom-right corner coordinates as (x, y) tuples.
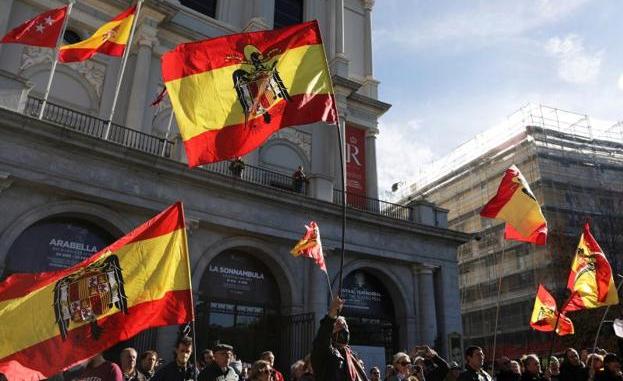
(0, 0), (468, 369)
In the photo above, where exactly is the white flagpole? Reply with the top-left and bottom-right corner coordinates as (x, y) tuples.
(161, 109), (174, 157)
(104, 0), (143, 140)
(38, 0), (74, 120)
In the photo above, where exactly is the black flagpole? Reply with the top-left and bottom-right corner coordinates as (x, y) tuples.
(335, 118), (347, 297)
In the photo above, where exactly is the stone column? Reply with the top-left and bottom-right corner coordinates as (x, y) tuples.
(363, 0), (374, 78)
(332, 0), (349, 76)
(309, 122), (336, 202)
(410, 264), (422, 346)
(365, 127), (379, 200)
(418, 264), (438, 346)
(335, 111), (348, 196)
(125, 24), (158, 132)
(0, 0), (15, 57)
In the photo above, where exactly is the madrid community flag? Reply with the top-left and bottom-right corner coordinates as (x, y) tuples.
(563, 223), (618, 312)
(530, 284), (574, 336)
(59, 5), (136, 63)
(0, 203), (193, 379)
(291, 221), (327, 272)
(0, 6), (68, 48)
(480, 165), (547, 245)
(161, 20), (337, 167)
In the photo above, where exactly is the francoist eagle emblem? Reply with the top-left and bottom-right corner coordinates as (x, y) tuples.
(229, 44), (292, 124)
(53, 253), (128, 340)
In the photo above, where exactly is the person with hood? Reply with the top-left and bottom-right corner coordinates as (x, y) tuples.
(560, 349), (587, 381)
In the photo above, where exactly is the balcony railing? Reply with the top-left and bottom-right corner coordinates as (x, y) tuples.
(200, 161), (307, 194)
(333, 189), (413, 222)
(24, 97), (175, 158)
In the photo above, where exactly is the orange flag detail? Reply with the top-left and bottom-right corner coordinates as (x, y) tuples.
(0, 203), (193, 379)
(291, 221), (327, 272)
(530, 284), (574, 336)
(563, 223), (619, 312)
(480, 165), (547, 245)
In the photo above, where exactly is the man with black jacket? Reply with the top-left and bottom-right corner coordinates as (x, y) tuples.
(521, 355), (546, 381)
(151, 336), (198, 381)
(198, 344), (239, 381)
(457, 346), (492, 381)
(311, 295), (368, 381)
(595, 354), (623, 381)
(414, 345), (449, 381)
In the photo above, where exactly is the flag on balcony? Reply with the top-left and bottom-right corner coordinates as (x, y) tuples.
(161, 20), (337, 167)
(0, 203), (193, 379)
(563, 223), (618, 312)
(0, 6), (68, 48)
(58, 5), (136, 63)
(480, 165), (547, 245)
(530, 284), (574, 336)
(291, 221), (327, 273)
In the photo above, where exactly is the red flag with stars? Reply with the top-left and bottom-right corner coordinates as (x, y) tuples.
(0, 6), (68, 48)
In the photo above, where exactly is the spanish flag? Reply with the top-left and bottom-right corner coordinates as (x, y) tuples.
(58, 5), (136, 63)
(0, 203), (193, 379)
(291, 221), (327, 273)
(480, 165), (547, 245)
(161, 20), (337, 167)
(563, 223), (618, 312)
(530, 284), (574, 336)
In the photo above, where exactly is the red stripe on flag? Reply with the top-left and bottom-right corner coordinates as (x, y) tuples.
(182, 93), (336, 166)
(0, 203), (185, 302)
(162, 20), (323, 81)
(59, 40), (127, 63)
(0, 289), (192, 379)
(111, 5), (136, 21)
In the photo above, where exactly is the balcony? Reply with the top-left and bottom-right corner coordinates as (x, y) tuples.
(15, 96), (430, 226)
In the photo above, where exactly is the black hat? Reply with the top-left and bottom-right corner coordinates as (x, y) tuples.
(604, 353), (619, 364)
(213, 343), (234, 353)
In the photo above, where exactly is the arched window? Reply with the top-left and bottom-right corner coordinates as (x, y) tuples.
(181, 0), (217, 18)
(274, 0), (303, 29)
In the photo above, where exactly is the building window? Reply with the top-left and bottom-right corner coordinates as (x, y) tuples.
(63, 29), (82, 44)
(274, 0), (303, 29)
(181, 0), (217, 18)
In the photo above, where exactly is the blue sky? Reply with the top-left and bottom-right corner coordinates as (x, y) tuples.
(372, 0), (623, 194)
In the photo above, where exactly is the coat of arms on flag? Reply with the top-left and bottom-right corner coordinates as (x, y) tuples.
(54, 253), (128, 340)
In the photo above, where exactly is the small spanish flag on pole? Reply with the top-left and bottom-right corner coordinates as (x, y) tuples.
(530, 284), (574, 336)
(480, 165), (548, 245)
(0, 202), (193, 379)
(58, 4), (137, 63)
(563, 223), (619, 312)
(161, 20), (337, 166)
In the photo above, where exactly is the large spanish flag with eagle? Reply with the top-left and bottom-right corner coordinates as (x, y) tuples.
(480, 165), (548, 245)
(530, 284), (574, 336)
(563, 223), (618, 312)
(58, 5), (136, 63)
(0, 203), (193, 380)
(161, 20), (337, 167)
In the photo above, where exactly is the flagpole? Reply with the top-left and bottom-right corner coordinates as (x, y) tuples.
(490, 239), (506, 375)
(38, 1), (74, 120)
(161, 109), (175, 157)
(591, 274), (623, 352)
(104, 0), (143, 140)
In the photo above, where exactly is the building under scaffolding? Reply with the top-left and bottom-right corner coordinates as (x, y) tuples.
(402, 104), (623, 358)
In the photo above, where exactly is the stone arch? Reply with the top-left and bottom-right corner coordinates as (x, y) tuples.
(259, 139), (310, 174)
(0, 200), (130, 273)
(192, 236), (298, 314)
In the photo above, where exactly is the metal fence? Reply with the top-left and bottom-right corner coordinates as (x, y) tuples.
(24, 97), (174, 158)
(333, 189), (413, 222)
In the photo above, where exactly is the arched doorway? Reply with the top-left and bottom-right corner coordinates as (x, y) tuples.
(342, 270), (397, 367)
(197, 249), (282, 363)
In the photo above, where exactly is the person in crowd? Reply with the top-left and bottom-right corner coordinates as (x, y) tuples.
(370, 367), (382, 381)
(292, 166), (306, 193)
(595, 354), (622, 381)
(311, 295), (368, 381)
(299, 354), (315, 381)
(73, 353), (123, 381)
(231, 354), (244, 376)
(587, 354), (605, 381)
(199, 343), (239, 381)
(417, 345), (449, 381)
(120, 347), (147, 381)
(260, 351), (285, 381)
(547, 357), (560, 381)
(560, 348), (587, 381)
(457, 346), (492, 381)
(248, 360), (275, 381)
(151, 336), (198, 381)
(385, 365), (396, 381)
(446, 362), (462, 381)
(498, 357), (520, 381)
(199, 350), (215, 371)
(388, 352), (412, 381)
(521, 354), (546, 381)
(138, 350), (159, 380)
(291, 360), (306, 381)
(239, 364), (250, 381)
(510, 361), (522, 377)
(229, 157), (245, 178)
(581, 351), (590, 367)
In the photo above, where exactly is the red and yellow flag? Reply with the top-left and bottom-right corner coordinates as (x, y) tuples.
(58, 5), (136, 63)
(291, 221), (326, 273)
(161, 20), (337, 167)
(563, 223), (618, 312)
(480, 165), (547, 245)
(530, 284), (574, 336)
(0, 203), (193, 380)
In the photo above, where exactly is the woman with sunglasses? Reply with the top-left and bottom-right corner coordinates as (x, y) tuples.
(249, 360), (275, 381)
(388, 352), (418, 381)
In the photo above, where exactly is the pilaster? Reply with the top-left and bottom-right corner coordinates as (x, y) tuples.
(417, 263), (438, 347)
(365, 127), (379, 199)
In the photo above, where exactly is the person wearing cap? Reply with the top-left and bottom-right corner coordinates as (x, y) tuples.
(311, 295), (368, 381)
(199, 344), (239, 381)
(151, 336), (198, 381)
(594, 354), (622, 381)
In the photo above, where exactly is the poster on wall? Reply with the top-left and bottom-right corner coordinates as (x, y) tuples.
(342, 271), (393, 318)
(5, 217), (115, 274)
(346, 125), (366, 200)
(448, 332), (464, 366)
